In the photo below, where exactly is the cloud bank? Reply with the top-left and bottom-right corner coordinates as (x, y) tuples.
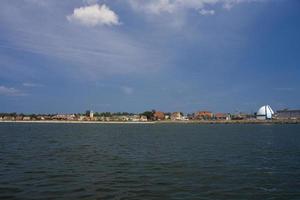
(67, 4), (120, 27)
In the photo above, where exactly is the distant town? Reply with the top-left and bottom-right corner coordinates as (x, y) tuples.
(1, 105), (300, 123)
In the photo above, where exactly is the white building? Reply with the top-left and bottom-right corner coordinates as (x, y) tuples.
(256, 105), (274, 120)
(140, 115), (148, 122)
(171, 112), (182, 121)
(23, 116), (31, 121)
(86, 110), (94, 119)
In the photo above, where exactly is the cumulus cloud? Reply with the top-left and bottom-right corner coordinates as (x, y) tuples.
(67, 4), (120, 27)
(0, 86), (26, 96)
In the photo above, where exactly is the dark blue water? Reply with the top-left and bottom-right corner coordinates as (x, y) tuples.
(0, 123), (300, 200)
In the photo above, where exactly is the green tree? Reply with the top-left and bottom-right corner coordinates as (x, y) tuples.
(141, 110), (155, 120)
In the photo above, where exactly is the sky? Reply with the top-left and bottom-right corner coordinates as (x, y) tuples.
(0, 0), (300, 114)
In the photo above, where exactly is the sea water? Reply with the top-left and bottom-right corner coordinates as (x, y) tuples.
(0, 123), (300, 199)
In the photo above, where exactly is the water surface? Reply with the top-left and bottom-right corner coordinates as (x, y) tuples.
(0, 123), (300, 199)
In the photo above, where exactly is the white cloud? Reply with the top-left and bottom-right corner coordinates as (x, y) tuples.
(223, 0), (249, 10)
(121, 86), (134, 95)
(199, 9), (215, 15)
(128, 0), (263, 15)
(274, 87), (294, 92)
(22, 82), (44, 87)
(83, 0), (99, 5)
(1, 5), (162, 78)
(0, 86), (26, 96)
(67, 4), (120, 27)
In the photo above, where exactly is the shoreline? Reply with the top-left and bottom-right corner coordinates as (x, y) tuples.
(0, 120), (154, 124)
(0, 120), (299, 124)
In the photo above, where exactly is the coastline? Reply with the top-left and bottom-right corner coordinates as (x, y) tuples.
(0, 120), (155, 124)
(0, 120), (299, 124)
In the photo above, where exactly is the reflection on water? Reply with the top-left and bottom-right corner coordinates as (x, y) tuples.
(0, 123), (300, 199)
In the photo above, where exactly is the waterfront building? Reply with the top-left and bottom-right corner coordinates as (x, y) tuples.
(256, 105), (274, 120)
(153, 111), (165, 121)
(171, 112), (183, 121)
(231, 113), (254, 120)
(276, 109), (300, 120)
(130, 115), (140, 122)
(77, 115), (86, 121)
(23, 116), (31, 121)
(194, 111), (213, 120)
(52, 114), (75, 120)
(16, 116), (23, 121)
(215, 113), (230, 120)
(3, 116), (15, 121)
(36, 116), (45, 120)
(111, 115), (129, 121)
(181, 115), (189, 121)
(86, 110), (94, 119)
(140, 115), (148, 122)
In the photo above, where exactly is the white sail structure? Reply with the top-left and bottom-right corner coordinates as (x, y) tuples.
(256, 105), (274, 120)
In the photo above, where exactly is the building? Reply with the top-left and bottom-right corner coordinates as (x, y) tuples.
(86, 110), (94, 119)
(276, 109), (300, 120)
(23, 116), (31, 121)
(153, 111), (165, 121)
(3, 116), (15, 121)
(16, 116), (23, 121)
(215, 113), (230, 120)
(52, 114), (75, 120)
(76, 115), (86, 121)
(112, 115), (129, 121)
(36, 116), (45, 120)
(140, 115), (148, 122)
(181, 115), (189, 121)
(171, 112), (183, 121)
(194, 111), (213, 120)
(129, 115), (140, 122)
(256, 105), (274, 120)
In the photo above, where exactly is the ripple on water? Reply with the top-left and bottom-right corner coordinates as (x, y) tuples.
(0, 187), (23, 200)
(0, 124), (300, 200)
(257, 187), (278, 192)
(0, 187), (23, 194)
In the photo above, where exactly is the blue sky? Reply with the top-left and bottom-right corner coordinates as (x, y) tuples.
(0, 0), (300, 114)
